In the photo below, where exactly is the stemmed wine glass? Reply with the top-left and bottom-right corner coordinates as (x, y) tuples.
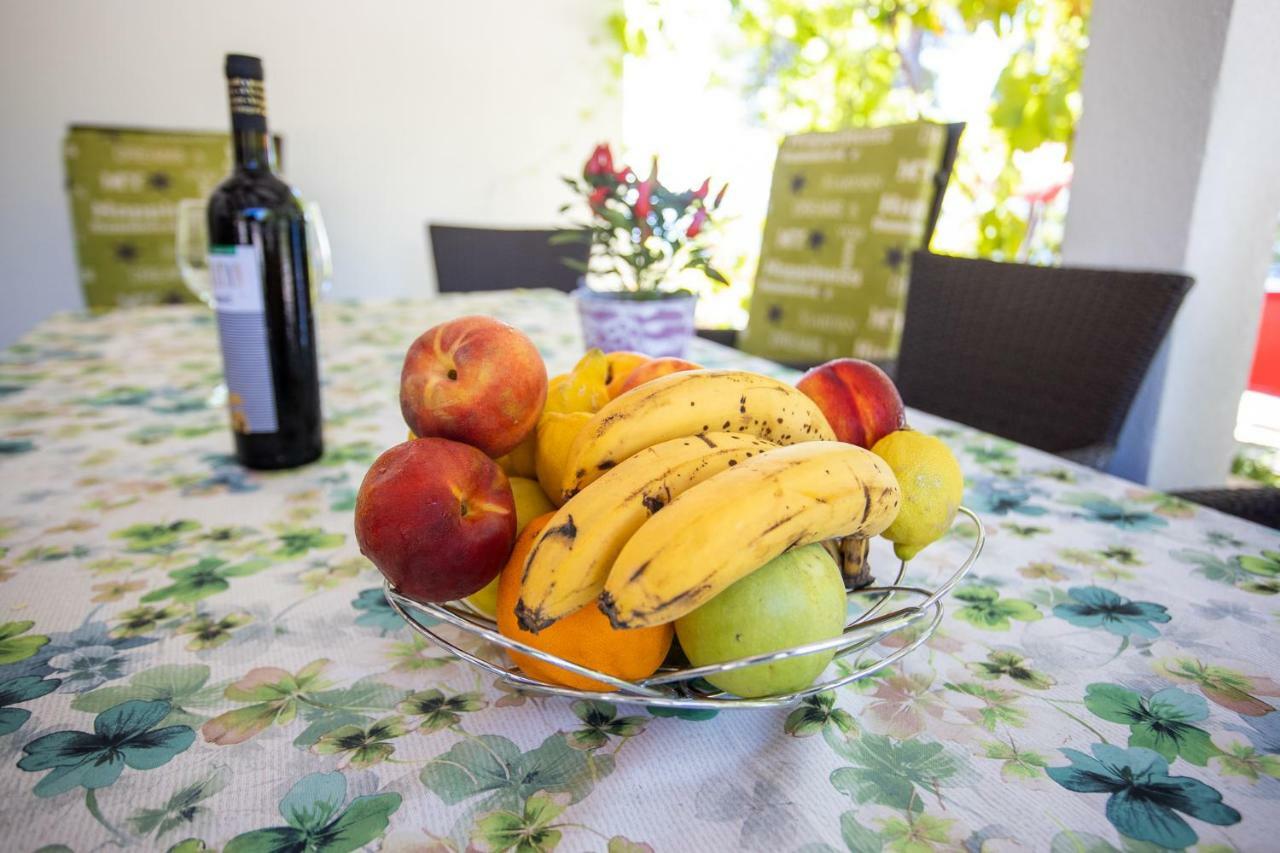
(175, 199), (332, 405)
(175, 199), (332, 306)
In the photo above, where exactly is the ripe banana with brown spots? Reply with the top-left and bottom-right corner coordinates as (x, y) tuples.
(516, 431), (776, 633)
(599, 441), (901, 629)
(559, 369), (836, 502)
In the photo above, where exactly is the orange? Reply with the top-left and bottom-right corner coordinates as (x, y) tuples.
(603, 351), (651, 399)
(497, 515), (673, 692)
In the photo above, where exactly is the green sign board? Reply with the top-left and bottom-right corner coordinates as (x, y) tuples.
(740, 122), (948, 364)
(63, 126), (232, 308)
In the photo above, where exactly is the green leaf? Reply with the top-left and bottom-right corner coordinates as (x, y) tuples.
(549, 230), (590, 245)
(523, 791), (569, 826)
(1048, 830), (1121, 853)
(220, 558), (275, 578)
(840, 810), (884, 852)
(420, 734), (523, 805)
(1239, 555), (1280, 576)
(223, 828), (305, 853)
(1131, 721), (1217, 766)
(1083, 683), (1143, 724)
(472, 810), (527, 851)
(0, 621), (48, 664)
(281, 771), (346, 832)
(785, 704), (829, 737)
(201, 703), (285, 746)
(313, 792), (402, 851)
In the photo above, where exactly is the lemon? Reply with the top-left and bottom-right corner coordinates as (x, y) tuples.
(495, 431), (537, 478)
(466, 476), (554, 617)
(535, 411), (593, 507)
(871, 430), (964, 561)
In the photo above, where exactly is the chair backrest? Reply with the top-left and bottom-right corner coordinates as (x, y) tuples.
(739, 121), (964, 367)
(428, 225), (587, 294)
(896, 252), (1193, 461)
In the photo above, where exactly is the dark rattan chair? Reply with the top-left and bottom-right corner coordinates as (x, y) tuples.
(896, 252), (1193, 467)
(428, 225), (587, 294)
(1169, 487), (1280, 530)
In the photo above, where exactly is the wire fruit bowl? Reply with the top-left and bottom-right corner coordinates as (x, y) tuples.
(384, 507), (984, 710)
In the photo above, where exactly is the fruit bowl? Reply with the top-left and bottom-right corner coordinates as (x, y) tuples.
(383, 507), (984, 710)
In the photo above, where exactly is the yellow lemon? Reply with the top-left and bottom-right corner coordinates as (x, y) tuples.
(466, 476), (554, 617)
(535, 411), (593, 507)
(542, 373), (575, 414)
(871, 430), (964, 561)
(495, 431), (537, 478)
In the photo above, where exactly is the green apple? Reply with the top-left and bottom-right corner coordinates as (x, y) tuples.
(674, 543), (847, 698)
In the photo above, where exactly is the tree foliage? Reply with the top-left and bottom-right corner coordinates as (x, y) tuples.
(616, 0), (1090, 262)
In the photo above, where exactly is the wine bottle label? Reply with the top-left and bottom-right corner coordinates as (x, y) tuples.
(209, 245), (279, 434)
(227, 77), (267, 131)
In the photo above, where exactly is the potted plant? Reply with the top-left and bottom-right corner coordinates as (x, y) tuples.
(556, 143), (727, 357)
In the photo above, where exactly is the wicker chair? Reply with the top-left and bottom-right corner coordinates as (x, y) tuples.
(429, 225), (587, 294)
(895, 252), (1193, 467)
(1169, 487), (1280, 530)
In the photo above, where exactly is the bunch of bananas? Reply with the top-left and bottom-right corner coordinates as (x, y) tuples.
(515, 368), (902, 633)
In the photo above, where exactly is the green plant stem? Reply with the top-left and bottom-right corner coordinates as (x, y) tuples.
(85, 788), (130, 845)
(1042, 698), (1109, 743)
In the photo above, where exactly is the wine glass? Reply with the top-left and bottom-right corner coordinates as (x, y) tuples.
(175, 199), (332, 305)
(175, 199), (215, 307)
(174, 199), (331, 408)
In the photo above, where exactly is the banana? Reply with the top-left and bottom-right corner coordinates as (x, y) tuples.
(599, 441), (900, 629)
(560, 369), (836, 502)
(515, 432), (776, 633)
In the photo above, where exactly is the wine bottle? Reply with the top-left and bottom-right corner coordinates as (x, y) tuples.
(207, 53), (322, 469)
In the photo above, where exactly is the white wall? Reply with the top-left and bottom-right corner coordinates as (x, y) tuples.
(1062, 0), (1280, 489)
(0, 0), (621, 346)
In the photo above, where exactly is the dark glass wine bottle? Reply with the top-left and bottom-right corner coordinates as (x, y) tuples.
(207, 53), (322, 469)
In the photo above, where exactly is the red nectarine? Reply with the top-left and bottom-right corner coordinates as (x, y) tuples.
(796, 358), (905, 448)
(400, 316), (548, 458)
(615, 356), (702, 396)
(355, 438), (516, 602)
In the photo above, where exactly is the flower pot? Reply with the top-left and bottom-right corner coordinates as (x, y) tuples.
(574, 286), (698, 358)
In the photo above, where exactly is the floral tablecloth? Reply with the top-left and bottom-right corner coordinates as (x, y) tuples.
(1, 289), (1278, 853)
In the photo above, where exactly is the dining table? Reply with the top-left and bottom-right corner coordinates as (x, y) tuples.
(1, 287), (1278, 853)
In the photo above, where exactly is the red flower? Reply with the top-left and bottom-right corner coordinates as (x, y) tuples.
(584, 143), (614, 179)
(693, 178), (710, 200)
(713, 183), (728, 208)
(588, 184), (609, 211)
(686, 207), (708, 238)
(634, 158), (658, 222)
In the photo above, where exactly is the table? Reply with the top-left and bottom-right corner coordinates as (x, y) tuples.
(1, 289), (1277, 852)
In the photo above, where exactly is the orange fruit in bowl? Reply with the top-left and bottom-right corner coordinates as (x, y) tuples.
(603, 351), (650, 399)
(497, 515), (673, 692)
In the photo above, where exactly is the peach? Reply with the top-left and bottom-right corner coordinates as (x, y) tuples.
(603, 351), (651, 399)
(615, 356), (702, 396)
(355, 438), (516, 603)
(400, 316), (548, 458)
(796, 358), (905, 449)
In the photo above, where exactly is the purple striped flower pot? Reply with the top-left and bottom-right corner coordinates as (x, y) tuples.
(574, 286), (698, 358)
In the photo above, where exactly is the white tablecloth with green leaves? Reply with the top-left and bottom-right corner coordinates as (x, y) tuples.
(1, 289), (1278, 853)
